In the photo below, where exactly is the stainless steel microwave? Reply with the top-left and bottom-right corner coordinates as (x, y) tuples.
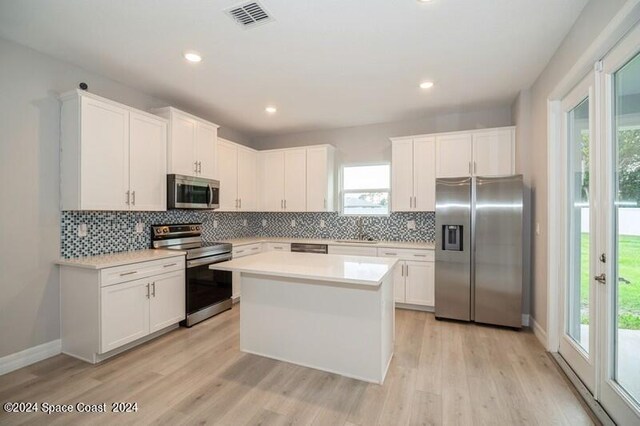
(167, 174), (220, 210)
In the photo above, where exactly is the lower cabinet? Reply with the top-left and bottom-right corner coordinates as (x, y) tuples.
(404, 261), (435, 306)
(101, 270), (185, 353)
(232, 243), (264, 300)
(60, 256), (185, 363)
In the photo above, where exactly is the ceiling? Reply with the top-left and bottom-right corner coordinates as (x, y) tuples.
(0, 0), (588, 139)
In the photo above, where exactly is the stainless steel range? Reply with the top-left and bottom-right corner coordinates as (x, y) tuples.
(152, 223), (233, 327)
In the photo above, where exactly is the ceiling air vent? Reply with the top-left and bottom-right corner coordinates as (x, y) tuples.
(226, 2), (273, 28)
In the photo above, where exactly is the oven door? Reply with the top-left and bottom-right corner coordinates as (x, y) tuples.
(185, 254), (232, 323)
(168, 174), (220, 209)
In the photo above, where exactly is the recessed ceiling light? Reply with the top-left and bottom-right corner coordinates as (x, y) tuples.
(265, 106), (277, 114)
(419, 81), (434, 89)
(183, 51), (202, 63)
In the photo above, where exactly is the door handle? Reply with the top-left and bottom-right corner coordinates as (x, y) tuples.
(239, 198), (242, 209)
(194, 161), (198, 173)
(131, 190), (136, 206)
(468, 161), (472, 175)
(199, 161), (202, 173)
(594, 273), (606, 284)
(126, 190), (130, 205)
(284, 199), (287, 209)
(152, 282), (156, 297)
(146, 283), (150, 299)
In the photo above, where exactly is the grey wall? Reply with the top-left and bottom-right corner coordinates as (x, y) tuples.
(0, 37), (251, 358)
(513, 0), (628, 333)
(254, 106), (513, 166)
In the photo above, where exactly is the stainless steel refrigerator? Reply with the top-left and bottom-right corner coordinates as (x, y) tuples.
(435, 175), (523, 328)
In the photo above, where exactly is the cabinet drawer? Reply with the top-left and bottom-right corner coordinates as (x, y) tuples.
(233, 243), (262, 258)
(328, 245), (378, 257)
(100, 256), (185, 287)
(377, 248), (434, 262)
(265, 243), (290, 252)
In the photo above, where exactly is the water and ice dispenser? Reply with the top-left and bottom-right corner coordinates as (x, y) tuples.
(442, 225), (463, 251)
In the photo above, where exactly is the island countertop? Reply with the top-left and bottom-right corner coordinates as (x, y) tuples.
(212, 251), (398, 287)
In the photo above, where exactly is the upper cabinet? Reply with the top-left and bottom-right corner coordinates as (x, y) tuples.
(217, 138), (258, 211)
(60, 90), (167, 211)
(436, 127), (515, 178)
(152, 107), (218, 180)
(391, 136), (435, 212)
(306, 145), (335, 212)
(258, 145), (335, 212)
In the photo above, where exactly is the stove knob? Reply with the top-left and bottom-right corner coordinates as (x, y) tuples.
(196, 226), (201, 231)
(190, 225), (196, 231)
(163, 228), (168, 234)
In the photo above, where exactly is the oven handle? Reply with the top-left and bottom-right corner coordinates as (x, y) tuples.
(187, 253), (232, 268)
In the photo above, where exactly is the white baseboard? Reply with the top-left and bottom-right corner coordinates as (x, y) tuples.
(531, 317), (548, 350)
(521, 314), (530, 327)
(0, 340), (61, 376)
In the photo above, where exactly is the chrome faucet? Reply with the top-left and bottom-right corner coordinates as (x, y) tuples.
(356, 216), (364, 241)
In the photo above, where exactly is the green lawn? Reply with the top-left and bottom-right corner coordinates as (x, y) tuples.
(581, 234), (640, 329)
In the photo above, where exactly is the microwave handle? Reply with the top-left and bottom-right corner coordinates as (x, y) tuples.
(208, 184), (214, 207)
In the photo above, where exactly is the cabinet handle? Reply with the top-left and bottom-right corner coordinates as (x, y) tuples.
(274, 247), (283, 250)
(236, 249), (245, 254)
(199, 161), (202, 173)
(163, 263), (177, 268)
(126, 190), (130, 205)
(152, 282), (156, 297)
(284, 199), (287, 209)
(474, 161), (477, 174)
(413, 254), (427, 258)
(385, 252), (398, 256)
(251, 247), (259, 251)
(146, 283), (150, 299)
(194, 161), (198, 173)
(406, 265), (409, 276)
(120, 271), (137, 276)
(131, 190), (136, 206)
(468, 161), (472, 174)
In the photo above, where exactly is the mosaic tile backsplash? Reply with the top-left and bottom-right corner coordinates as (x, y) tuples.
(61, 211), (435, 258)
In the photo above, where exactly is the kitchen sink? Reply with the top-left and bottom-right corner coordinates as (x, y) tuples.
(333, 239), (378, 244)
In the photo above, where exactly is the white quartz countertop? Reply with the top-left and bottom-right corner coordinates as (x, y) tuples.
(222, 237), (435, 250)
(212, 251), (398, 287)
(56, 249), (186, 270)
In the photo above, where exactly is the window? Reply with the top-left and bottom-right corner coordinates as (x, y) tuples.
(341, 164), (390, 215)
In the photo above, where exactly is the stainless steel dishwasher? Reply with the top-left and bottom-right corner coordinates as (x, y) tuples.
(290, 243), (328, 254)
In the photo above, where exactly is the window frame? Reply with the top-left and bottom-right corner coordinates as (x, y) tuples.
(339, 162), (391, 216)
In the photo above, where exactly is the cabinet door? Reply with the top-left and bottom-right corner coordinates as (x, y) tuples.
(391, 139), (414, 212)
(394, 262), (406, 303)
(169, 112), (197, 176)
(80, 96), (130, 210)
(405, 261), (435, 306)
(306, 146), (330, 211)
(101, 278), (150, 353)
(436, 133), (473, 178)
(217, 140), (238, 211)
(413, 137), (436, 211)
(196, 122), (217, 179)
(237, 147), (257, 211)
(260, 151), (285, 211)
(129, 112), (167, 211)
(284, 149), (307, 211)
(149, 271), (185, 333)
(472, 129), (514, 176)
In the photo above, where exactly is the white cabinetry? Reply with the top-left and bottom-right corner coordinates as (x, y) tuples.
(60, 256), (185, 363)
(435, 127), (515, 178)
(60, 90), (167, 211)
(231, 243), (263, 301)
(259, 148), (307, 212)
(217, 138), (258, 211)
(306, 146), (335, 211)
(153, 107), (218, 179)
(391, 137), (435, 211)
(377, 249), (434, 308)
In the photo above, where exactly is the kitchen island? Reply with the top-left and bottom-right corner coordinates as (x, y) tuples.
(212, 251), (397, 384)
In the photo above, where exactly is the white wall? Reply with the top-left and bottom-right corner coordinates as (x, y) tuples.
(0, 37), (251, 358)
(254, 106), (512, 166)
(513, 0), (628, 333)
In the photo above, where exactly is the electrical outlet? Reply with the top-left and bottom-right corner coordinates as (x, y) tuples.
(135, 222), (144, 234)
(213, 220), (218, 229)
(319, 219), (326, 228)
(407, 220), (416, 230)
(291, 219), (296, 227)
(243, 219), (247, 226)
(262, 219), (267, 227)
(77, 223), (88, 237)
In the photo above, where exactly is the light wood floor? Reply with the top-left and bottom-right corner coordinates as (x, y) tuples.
(0, 307), (596, 426)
